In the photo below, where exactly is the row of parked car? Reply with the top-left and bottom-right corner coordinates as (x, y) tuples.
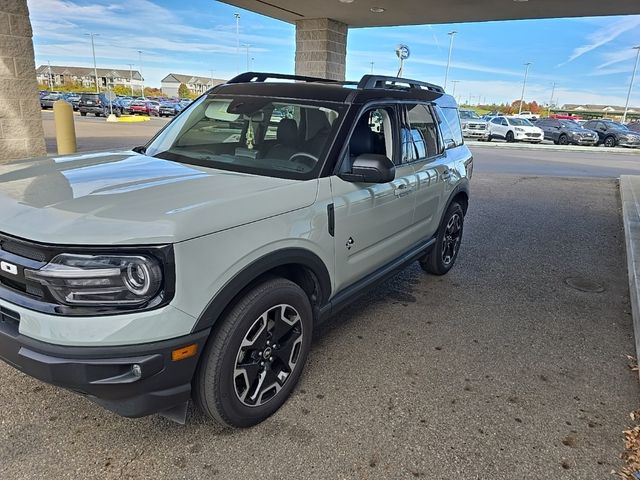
(459, 109), (640, 148)
(39, 91), (192, 118)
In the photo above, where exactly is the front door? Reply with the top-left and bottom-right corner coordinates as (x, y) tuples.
(331, 106), (417, 294)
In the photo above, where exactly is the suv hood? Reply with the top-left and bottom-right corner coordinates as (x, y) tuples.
(0, 151), (318, 245)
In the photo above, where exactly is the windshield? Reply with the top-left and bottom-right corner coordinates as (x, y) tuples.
(509, 118), (533, 126)
(560, 120), (581, 129)
(145, 95), (345, 180)
(603, 121), (629, 131)
(459, 110), (481, 120)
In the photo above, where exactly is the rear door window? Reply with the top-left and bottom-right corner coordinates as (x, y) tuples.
(435, 106), (463, 148)
(401, 104), (440, 163)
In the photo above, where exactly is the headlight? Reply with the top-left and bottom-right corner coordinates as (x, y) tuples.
(619, 135), (629, 142)
(25, 254), (163, 307)
(461, 123), (468, 129)
(514, 127), (524, 132)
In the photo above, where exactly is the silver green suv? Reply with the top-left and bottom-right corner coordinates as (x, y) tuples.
(0, 73), (472, 427)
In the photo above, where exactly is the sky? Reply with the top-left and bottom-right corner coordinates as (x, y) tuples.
(28, 0), (640, 107)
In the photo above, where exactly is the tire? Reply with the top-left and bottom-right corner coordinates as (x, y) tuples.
(194, 277), (313, 428)
(420, 202), (464, 276)
(558, 134), (569, 145)
(604, 136), (616, 148)
(486, 135), (492, 142)
(506, 131), (515, 143)
(80, 111), (87, 116)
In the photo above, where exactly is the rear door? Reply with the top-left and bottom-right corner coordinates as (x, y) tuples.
(402, 103), (449, 243)
(331, 105), (418, 293)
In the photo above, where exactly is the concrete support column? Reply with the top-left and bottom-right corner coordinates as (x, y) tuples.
(295, 18), (347, 81)
(0, 0), (46, 162)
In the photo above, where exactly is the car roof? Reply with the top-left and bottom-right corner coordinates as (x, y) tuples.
(212, 72), (456, 107)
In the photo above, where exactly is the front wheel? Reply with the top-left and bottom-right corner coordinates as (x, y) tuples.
(506, 131), (515, 143)
(80, 111), (87, 116)
(604, 136), (616, 148)
(558, 134), (569, 145)
(194, 277), (313, 428)
(420, 202), (464, 275)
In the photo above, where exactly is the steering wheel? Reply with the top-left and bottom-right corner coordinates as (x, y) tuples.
(289, 152), (318, 169)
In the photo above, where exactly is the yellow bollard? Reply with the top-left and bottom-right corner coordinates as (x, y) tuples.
(53, 99), (77, 155)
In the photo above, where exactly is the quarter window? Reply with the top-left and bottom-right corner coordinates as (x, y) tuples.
(437, 107), (464, 147)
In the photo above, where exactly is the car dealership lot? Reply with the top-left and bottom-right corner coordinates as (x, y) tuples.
(0, 114), (637, 479)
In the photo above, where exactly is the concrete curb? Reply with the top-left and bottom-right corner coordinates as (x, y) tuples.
(468, 140), (640, 155)
(620, 175), (640, 376)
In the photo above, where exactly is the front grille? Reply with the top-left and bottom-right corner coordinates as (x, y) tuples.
(1, 240), (46, 262)
(526, 133), (541, 138)
(0, 232), (49, 301)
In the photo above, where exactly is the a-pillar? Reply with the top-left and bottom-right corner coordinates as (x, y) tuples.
(0, 0), (46, 162)
(295, 18), (347, 81)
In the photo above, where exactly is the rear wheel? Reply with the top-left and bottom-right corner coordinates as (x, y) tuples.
(420, 202), (464, 276)
(194, 277), (312, 428)
(506, 131), (515, 143)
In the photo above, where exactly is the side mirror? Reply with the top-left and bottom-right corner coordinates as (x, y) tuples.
(444, 139), (456, 150)
(339, 154), (395, 184)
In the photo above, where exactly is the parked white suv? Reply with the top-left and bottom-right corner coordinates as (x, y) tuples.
(488, 116), (544, 143)
(0, 73), (472, 428)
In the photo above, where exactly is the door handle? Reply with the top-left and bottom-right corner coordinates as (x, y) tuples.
(394, 184), (413, 197)
(440, 169), (451, 180)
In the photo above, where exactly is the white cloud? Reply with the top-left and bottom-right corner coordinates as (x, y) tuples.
(563, 16), (640, 64)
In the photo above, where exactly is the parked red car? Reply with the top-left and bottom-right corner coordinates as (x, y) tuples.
(129, 100), (160, 116)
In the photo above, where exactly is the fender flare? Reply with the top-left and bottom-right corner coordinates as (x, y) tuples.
(437, 182), (470, 229)
(191, 248), (331, 333)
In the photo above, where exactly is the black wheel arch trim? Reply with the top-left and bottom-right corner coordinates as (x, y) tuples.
(439, 182), (470, 225)
(191, 248), (331, 333)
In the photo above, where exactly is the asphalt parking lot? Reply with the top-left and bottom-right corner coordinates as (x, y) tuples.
(1, 114), (638, 479)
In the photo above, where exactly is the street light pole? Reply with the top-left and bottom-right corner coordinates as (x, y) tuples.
(138, 50), (144, 98)
(127, 63), (135, 96)
(84, 33), (100, 93)
(548, 82), (556, 117)
(622, 46), (640, 124)
(518, 62), (532, 115)
(234, 13), (241, 73)
(47, 60), (53, 91)
(242, 44), (251, 71)
(370, 62), (375, 74)
(444, 30), (457, 91)
(451, 80), (460, 99)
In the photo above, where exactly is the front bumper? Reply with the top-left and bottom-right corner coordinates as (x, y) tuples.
(570, 137), (598, 146)
(515, 132), (542, 142)
(0, 307), (210, 418)
(619, 140), (640, 148)
(462, 129), (490, 140)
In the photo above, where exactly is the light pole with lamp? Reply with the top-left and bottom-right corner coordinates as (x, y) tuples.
(84, 33), (100, 93)
(622, 46), (640, 124)
(242, 44), (252, 71)
(451, 80), (460, 99)
(138, 50), (145, 98)
(127, 63), (135, 96)
(234, 13), (241, 73)
(518, 62), (532, 115)
(444, 30), (457, 90)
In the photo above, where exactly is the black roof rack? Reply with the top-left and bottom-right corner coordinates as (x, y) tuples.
(357, 75), (444, 93)
(227, 72), (340, 84)
(225, 71), (445, 94)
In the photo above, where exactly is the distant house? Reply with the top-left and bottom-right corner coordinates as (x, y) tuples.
(161, 73), (226, 97)
(36, 65), (143, 92)
(556, 103), (639, 120)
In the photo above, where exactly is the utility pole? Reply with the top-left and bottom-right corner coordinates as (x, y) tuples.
(138, 50), (145, 98)
(210, 69), (214, 88)
(242, 44), (251, 71)
(85, 33), (100, 93)
(127, 63), (135, 96)
(519, 62), (532, 115)
(622, 46), (640, 124)
(234, 13), (241, 74)
(370, 62), (375, 74)
(444, 30), (457, 90)
(548, 82), (556, 117)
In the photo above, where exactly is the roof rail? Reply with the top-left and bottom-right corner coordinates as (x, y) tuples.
(357, 75), (444, 93)
(227, 72), (339, 84)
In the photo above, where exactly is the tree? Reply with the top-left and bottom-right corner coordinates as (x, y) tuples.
(178, 83), (190, 99)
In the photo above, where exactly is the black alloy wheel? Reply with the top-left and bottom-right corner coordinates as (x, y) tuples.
(604, 136), (616, 148)
(420, 202), (464, 275)
(194, 277), (313, 428)
(506, 131), (515, 143)
(558, 134), (569, 145)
